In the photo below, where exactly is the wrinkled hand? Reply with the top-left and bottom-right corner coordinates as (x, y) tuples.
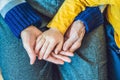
(35, 28), (64, 59)
(63, 20), (85, 53)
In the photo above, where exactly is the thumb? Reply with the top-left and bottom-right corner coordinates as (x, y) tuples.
(24, 45), (36, 65)
(55, 41), (63, 54)
(28, 50), (36, 65)
(63, 35), (77, 51)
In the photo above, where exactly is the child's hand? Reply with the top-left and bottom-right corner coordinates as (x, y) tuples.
(21, 26), (42, 65)
(35, 28), (64, 59)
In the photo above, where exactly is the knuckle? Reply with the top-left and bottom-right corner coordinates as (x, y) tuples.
(50, 39), (57, 43)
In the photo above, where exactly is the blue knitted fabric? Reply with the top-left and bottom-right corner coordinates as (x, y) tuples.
(4, 2), (42, 38)
(75, 7), (104, 33)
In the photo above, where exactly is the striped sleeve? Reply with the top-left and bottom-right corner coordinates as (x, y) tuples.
(0, 0), (42, 38)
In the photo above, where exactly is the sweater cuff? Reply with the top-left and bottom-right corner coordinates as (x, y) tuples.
(4, 2), (42, 38)
(74, 7), (104, 33)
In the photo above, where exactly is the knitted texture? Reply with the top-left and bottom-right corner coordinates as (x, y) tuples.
(75, 7), (104, 33)
(4, 2), (42, 38)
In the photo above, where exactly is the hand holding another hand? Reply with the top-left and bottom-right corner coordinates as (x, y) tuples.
(21, 26), (42, 65)
(21, 20), (85, 65)
(21, 26), (72, 65)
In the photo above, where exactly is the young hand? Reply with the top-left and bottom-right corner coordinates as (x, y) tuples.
(21, 26), (42, 65)
(21, 26), (71, 65)
(35, 28), (64, 59)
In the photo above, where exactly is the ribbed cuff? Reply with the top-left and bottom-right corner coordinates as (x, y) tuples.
(74, 7), (104, 33)
(4, 2), (42, 38)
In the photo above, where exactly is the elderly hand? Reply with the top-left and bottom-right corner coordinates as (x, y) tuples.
(63, 20), (85, 53)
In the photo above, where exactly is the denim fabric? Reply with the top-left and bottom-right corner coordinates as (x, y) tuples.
(105, 23), (120, 80)
(0, 15), (60, 80)
(59, 25), (107, 80)
(0, 15), (107, 80)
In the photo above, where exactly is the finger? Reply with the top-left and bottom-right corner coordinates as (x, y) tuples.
(70, 30), (85, 52)
(64, 28), (71, 41)
(63, 35), (78, 51)
(63, 25), (85, 51)
(44, 54), (64, 65)
(35, 36), (45, 54)
(60, 51), (74, 57)
(24, 45), (36, 65)
(43, 42), (55, 59)
(69, 39), (82, 52)
(43, 41), (57, 59)
(51, 53), (71, 63)
(54, 40), (63, 54)
(39, 40), (49, 59)
(36, 35), (43, 43)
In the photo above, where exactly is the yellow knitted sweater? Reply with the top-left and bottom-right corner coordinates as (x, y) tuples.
(47, 0), (120, 48)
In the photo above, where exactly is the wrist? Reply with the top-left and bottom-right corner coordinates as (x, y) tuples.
(50, 28), (63, 35)
(75, 20), (85, 28)
(21, 25), (42, 37)
(76, 20), (85, 28)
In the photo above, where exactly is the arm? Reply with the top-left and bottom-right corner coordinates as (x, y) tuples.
(62, 7), (104, 52)
(47, 0), (116, 35)
(74, 7), (103, 33)
(0, 0), (42, 64)
(0, 0), (42, 38)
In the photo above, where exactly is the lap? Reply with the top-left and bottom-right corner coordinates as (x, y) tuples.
(0, 15), (107, 80)
(58, 25), (107, 80)
(0, 15), (55, 80)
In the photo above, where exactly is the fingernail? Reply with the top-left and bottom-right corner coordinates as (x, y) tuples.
(66, 58), (71, 63)
(70, 54), (74, 57)
(60, 62), (64, 65)
(43, 56), (47, 59)
(30, 61), (33, 65)
(68, 59), (71, 63)
(69, 52), (74, 57)
(39, 57), (42, 60)
(55, 50), (58, 54)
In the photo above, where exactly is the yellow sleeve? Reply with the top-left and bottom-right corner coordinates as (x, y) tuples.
(47, 0), (116, 35)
